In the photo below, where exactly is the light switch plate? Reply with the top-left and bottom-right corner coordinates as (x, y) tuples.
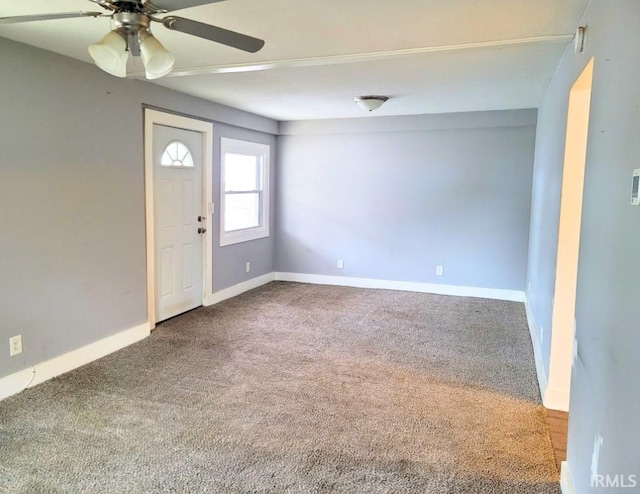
(632, 169), (640, 205)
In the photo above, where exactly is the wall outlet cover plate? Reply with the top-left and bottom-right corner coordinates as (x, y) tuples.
(9, 335), (23, 356)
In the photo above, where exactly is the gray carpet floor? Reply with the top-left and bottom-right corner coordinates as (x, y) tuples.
(0, 282), (560, 493)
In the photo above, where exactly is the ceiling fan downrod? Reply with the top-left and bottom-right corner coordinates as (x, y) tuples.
(111, 11), (150, 56)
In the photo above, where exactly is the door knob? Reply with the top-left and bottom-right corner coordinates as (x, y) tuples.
(197, 216), (203, 222)
(198, 228), (206, 234)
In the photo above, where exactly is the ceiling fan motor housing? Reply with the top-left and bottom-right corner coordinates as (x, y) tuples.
(108, 1), (168, 15)
(113, 12), (150, 31)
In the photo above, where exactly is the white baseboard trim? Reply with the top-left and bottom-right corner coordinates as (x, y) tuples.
(524, 294), (570, 411)
(0, 322), (150, 401)
(274, 272), (525, 302)
(1, 276), (527, 401)
(205, 272), (276, 306)
(560, 461), (576, 494)
(0, 367), (35, 401)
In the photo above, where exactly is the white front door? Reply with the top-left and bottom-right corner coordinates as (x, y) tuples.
(153, 124), (204, 322)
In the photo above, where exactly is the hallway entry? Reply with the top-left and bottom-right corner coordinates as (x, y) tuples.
(547, 58), (594, 411)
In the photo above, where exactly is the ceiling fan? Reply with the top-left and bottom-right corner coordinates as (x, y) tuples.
(0, 0), (265, 79)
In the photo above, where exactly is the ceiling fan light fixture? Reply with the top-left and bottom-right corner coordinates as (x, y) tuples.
(8, 0), (265, 81)
(88, 30), (128, 78)
(354, 95), (389, 112)
(140, 31), (175, 80)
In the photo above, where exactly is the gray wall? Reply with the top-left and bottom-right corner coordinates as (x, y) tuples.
(526, 71), (568, 378)
(276, 111), (536, 291)
(527, 0), (640, 490)
(0, 38), (276, 380)
(212, 124), (276, 291)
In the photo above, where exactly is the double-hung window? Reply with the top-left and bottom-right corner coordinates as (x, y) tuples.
(220, 137), (270, 246)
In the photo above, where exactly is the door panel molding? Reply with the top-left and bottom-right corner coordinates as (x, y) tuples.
(144, 109), (214, 328)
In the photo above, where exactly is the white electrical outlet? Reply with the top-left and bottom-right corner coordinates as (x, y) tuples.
(435, 265), (444, 276)
(528, 281), (532, 293)
(9, 335), (22, 357)
(337, 260), (344, 269)
(245, 262), (251, 273)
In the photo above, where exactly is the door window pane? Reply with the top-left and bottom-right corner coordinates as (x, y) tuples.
(161, 141), (194, 168)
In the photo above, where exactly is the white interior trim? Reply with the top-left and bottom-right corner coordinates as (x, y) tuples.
(275, 272), (524, 302)
(204, 271), (526, 308)
(144, 109), (214, 329)
(0, 368), (34, 401)
(524, 293), (570, 411)
(560, 461), (576, 494)
(219, 137), (271, 247)
(547, 58), (593, 416)
(544, 386), (571, 412)
(30, 323), (150, 387)
(1, 276), (535, 402)
(0, 323), (150, 402)
(129, 35), (574, 78)
(205, 272), (275, 306)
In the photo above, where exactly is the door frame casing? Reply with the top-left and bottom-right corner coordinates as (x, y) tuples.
(547, 57), (594, 411)
(144, 109), (214, 328)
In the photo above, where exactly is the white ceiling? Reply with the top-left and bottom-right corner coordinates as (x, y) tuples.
(0, 0), (589, 121)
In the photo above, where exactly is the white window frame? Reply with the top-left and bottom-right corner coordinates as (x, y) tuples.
(220, 137), (270, 247)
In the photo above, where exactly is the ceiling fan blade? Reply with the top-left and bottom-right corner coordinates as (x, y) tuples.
(162, 16), (264, 53)
(146, 0), (226, 12)
(0, 11), (104, 24)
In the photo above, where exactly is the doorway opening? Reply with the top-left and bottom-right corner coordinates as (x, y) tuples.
(544, 55), (594, 473)
(144, 109), (214, 328)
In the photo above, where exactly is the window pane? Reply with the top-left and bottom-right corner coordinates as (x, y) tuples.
(225, 193), (260, 232)
(225, 153), (259, 191)
(161, 140), (193, 167)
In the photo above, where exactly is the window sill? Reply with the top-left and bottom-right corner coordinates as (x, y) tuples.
(220, 226), (270, 247)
